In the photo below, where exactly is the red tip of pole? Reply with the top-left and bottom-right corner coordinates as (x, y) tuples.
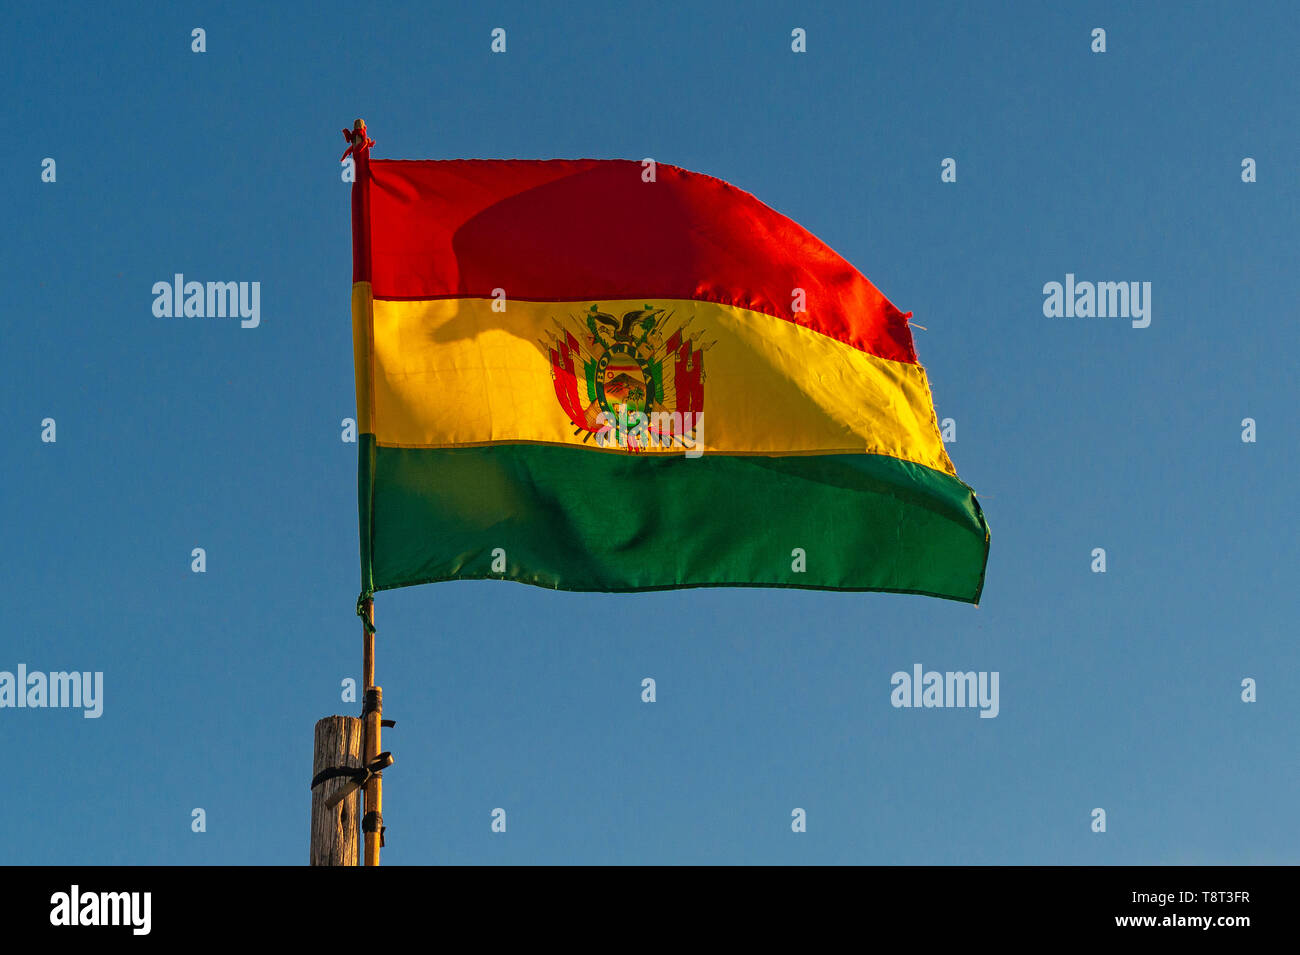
(341, 119), (374, 163)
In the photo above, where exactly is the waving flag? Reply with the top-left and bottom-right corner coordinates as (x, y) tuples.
(349, 145), (989, 603)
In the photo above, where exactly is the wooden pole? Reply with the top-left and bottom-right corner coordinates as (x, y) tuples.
(310, 715), (363, 865)
(361, 597), (383, 865)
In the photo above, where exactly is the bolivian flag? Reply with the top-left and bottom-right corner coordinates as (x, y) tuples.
(349, 145), (989, 603)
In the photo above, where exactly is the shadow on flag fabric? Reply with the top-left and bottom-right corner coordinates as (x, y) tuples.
(348, 142), (990, 604)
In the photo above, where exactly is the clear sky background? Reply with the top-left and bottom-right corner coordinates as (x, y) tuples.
(4, 1), (1296, 864)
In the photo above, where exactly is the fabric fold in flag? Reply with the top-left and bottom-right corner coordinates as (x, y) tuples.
(349, 151), (990, 603)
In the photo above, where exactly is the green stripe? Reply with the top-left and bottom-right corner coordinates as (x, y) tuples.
(357, 433), (377, 598)
(360, 442), (989, 604)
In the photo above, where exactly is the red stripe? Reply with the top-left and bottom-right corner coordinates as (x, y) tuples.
(358, 159), (916, 364)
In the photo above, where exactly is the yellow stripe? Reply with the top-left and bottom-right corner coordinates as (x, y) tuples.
(360, 294), (956, 476)
(351, 281), (375, 433)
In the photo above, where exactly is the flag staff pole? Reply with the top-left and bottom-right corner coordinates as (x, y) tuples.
(360, 596), (382, 865)
(343, 116), (384, 866)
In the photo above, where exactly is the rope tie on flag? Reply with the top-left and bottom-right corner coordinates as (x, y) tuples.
(356, 593), (375, 633)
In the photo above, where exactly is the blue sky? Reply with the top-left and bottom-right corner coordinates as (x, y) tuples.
(4, 1), (1296, 864)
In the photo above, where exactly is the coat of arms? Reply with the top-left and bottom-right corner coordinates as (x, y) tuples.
(544, 304), (711, 452)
